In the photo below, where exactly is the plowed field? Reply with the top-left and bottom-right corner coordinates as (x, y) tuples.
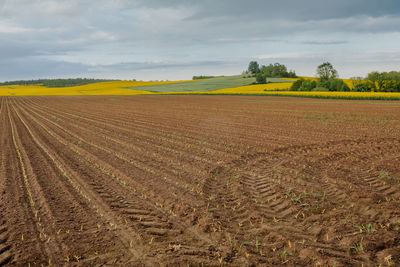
(1, 95), (400, 266)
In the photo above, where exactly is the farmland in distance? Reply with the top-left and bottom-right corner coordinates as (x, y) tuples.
(0, 95), (400, 266)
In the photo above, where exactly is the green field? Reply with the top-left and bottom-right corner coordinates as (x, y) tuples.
(125, 75), (292, 92)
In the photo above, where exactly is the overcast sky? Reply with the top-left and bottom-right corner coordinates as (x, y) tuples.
(1, 0), (400, 81)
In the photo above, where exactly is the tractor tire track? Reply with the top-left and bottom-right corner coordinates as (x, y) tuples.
(202, 138), (400, 265)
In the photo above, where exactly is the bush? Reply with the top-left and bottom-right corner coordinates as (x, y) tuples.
(290, 79), (317, 91)
(290, 79), (304, 91)
(354, 82), (370, 92)
(256, 73), (267, 84)
(299, 80), (317, 91)
(317, 78), (349, 91)
(331, 79), (350, 91)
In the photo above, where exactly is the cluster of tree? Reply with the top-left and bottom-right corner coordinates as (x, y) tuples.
(351, 71), (400, 92)
(0, 78), (118, 87)
(247, 61), (297, 84)
(291, 62), (400, 92)
(192, 75), (216, 80)
(261, 63), (297, 78)
(291, 77), (350, 91)
(291, 62), (350, 91)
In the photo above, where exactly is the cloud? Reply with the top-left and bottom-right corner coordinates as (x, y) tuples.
(0, 23), (29, 33)
(94, 59), (233, 72)
(256, 52), (314, 60)
(0, 0), (399, 80)
(0, 58), (89, 81)
(300, 40), (348, 45)
(89, 30), (117, 41)
(131, 0), (400, 20)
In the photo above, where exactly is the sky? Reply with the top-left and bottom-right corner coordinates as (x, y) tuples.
(0, 0), (400, 81)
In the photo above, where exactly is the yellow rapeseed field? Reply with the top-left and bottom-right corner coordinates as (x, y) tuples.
(212, 90), (400, 100)
(169, 81), (400, 99)
(1, 78), (399, 100)
(268, 91), (400, 100)
(0, 84), (153, 96)
(0, 80), (191, 96)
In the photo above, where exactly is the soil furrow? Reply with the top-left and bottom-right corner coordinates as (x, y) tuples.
(3, 95), (400, 266)
(13, 98), (223, 265)
(24, 97), (328, 149)
(7, 102), (63, 264)
(16, 102), (202, 213)
(20, 97), (216, 169)
(10, 102), (151, 265)
(22, 98), (236, 159)
(19, 99), (209, 194)
(9, 103), (132, 265)
(0, 99), (13, 267)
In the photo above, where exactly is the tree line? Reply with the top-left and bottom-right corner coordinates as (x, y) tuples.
(292, 62), (400, 92)
(351, 71), (400, 92)
(249, 60), (400, 92)
(192, 75), (216, 80)
(0, 78), (119, 87)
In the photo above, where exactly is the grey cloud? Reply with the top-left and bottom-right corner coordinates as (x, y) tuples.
(0, 58), (89, 81)
(300, 40), (348, 45)
(0, 0), (399, 81)
(132, 0), (400, 21)
(91, 60), (234, 73)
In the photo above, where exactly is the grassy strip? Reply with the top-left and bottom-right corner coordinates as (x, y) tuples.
(124, 76), (293, 92)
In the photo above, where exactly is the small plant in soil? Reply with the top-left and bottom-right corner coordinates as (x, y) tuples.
(350, 237), (364, 252)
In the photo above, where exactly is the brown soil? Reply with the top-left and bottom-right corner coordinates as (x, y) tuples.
(1, 95), (400, 266)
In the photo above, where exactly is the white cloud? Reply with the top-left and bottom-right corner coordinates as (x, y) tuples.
(0, 23), (28, 33)
(90, 30), (117, 41)
(256, 52), (316, 60)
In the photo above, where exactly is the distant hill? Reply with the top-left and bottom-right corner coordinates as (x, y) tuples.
(0, 78), (119, 87)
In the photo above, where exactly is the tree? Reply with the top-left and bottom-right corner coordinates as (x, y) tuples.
(317, 62), (338, 80)
(367, 71), (383, 91)
(272, 63), (287, 77)
(255, 73), (267, 84)
(248, 61), (260, 74)
(288, 70), (297, 78)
